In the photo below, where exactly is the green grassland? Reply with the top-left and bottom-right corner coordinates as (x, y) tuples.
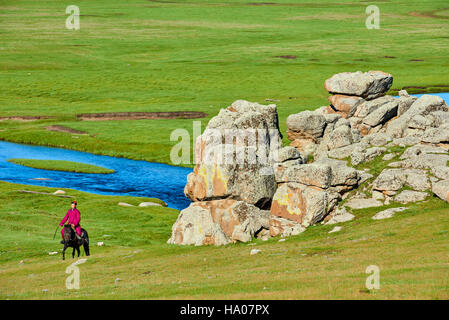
(0, 181), (448, 299)
(8, 158), (115, 174)
(0, 0), (448, 165)
(1, 0), (449, 300)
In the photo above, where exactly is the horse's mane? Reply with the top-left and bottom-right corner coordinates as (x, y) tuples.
(63, 225), (74, 241)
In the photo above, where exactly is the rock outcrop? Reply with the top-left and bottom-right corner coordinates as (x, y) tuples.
(169, 70), (449, 246)
(169, 100), (282, 245)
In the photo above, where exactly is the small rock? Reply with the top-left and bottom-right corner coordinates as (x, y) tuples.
(346, 198), (383, 209)
(48, 251), (58, 255)
(42, 289), (48, 293)
(118, 202), (134, 207)
(250, 249), (261, 255)
(53, 190), (66, 195)
(18, 260), (24, 265)
(138, 202), (162, 207)
(382, 153), (395, 161)
(325, 207), (355, 225)
(115, 278), (121, 284)
(278, 238), (286, 242)
(97, 242), (104, 247)
(394, 190), (428, 204)
(372, 207), (407, 220)
(329, 226), (342, 233)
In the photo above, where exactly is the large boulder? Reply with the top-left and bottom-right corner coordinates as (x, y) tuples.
(324, 71), (393, 100)
(328, 94), (365, 117)
(185, 100), (282, 208)
(167, 200), (270, 246)
(386, 95), (448, 138)
(270, 182), (330, 227)
(286, 111), (327, 142)
(432, 180), (449, 203)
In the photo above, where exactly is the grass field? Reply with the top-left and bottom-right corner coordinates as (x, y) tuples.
(0, 0), (448, 165)
(1, 0), (449, 300)
(7, 158), (115, 174)
(0, 181), (448, 299)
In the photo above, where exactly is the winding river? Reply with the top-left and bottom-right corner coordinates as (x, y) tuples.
(0, 93), (447, 211)
(0, 141), (192, 210)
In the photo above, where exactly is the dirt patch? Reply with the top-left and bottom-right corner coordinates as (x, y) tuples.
(410, 59), (424, 62)
(409, 8), (449, 20)
(274, 55), (297, 59)
(77, 111), (208, 121)
(45, 125), (87, 135)
(0, 116), (52, 122)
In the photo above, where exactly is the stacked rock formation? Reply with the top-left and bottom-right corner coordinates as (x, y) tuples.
(168, 100), (282, 245)
(169, 70), (449, 246)
(286, 70), (449, 211)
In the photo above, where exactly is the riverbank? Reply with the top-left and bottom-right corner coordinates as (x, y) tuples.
(0, 180), (448, 299)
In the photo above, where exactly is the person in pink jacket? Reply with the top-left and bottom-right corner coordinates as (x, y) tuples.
(60, 200), (82, 243)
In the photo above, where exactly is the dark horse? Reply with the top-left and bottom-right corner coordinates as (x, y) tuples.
(62, 224), (90, 260)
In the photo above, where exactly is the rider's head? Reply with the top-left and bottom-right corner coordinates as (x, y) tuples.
(71, 200), (77, 209)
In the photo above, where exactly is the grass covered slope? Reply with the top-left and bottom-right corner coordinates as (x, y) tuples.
(0, 0), (449, 165)
(0, 181), (448, 299)
(8, 159), (115, 174)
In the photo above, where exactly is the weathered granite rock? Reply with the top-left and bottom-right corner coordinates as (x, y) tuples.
(386, 95), (448, 138)
(420, 127), (449, 144)
(315, 158), (359, 190)
(363, 101), (398, 127)
(353, 95), (396, 118)
(275, 163), (332, 188)
(372, 207), (407, 220)
(325, 206), (355, 225)
(432, 179), (449, 203)
(168, 200), (270, 246)
(270, 182), (329, 227)
(186, 100), (282, 208)
(286, 111), (326, 141)
(325, 125), (354, 150)
(328, 94), (365, 116)
(351, 146), (386, 166)
(269, 216), (306, 237)
(394, 190), (428, 204)
(345, 197), (383, 209)
(324, 71), (393, 100)
(139, 202), (162, 207)
(372, 168), (430, 192)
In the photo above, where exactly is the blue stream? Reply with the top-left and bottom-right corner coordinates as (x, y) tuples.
(0, 141), (192, 210)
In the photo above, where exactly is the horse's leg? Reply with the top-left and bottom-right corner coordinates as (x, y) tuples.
(62, 244), (67, 260)
(76, 246), (80, 257)
(72, 247), (75, 259)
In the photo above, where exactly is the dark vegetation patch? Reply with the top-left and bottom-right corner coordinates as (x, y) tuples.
(45, 125), (87, 135)
(409, 8), (449, 20)
(389, 85), (449, 95)
(0, 116), (52, 121)
(77, 111), (208, 121)
(274, 55), (297, 59)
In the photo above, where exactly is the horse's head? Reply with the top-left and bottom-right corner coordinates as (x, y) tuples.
(63, 225), (74, 242)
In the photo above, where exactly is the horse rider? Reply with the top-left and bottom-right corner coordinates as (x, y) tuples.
(59, 200), (82, 244)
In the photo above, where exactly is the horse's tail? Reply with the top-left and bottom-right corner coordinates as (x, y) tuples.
(82, 229), (90, 256)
